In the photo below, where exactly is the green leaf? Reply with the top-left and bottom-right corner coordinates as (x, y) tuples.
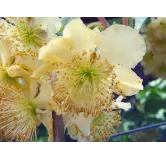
(36, 124), (48, 142)
(144, 95), (166, 114)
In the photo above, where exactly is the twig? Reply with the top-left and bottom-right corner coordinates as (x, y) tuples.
(123, 17), (128, 26)
(52, 111), (65, 142)
(97, 17), (110, 29)
(111, 121), (166, 138)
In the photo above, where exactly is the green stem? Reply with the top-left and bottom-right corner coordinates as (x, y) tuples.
(129, 17), (134, 28)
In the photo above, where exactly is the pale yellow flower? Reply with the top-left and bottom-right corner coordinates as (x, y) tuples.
(64, 111), (121, 142)
(0, 37), (43, 88)
(35, 18), (145, 117)
(63, 95), (130, 141)
(0, 17), (61, 56)
(38, 18), (99, 62)
(0, 80), (54, 142)
(0, 18), (57, 142)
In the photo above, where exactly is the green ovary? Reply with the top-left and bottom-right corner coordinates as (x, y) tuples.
(68, 62), (105, 102)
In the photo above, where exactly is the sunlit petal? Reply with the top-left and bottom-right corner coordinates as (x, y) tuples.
(64, 18), (99, 54)
(113, 65), (143, 96)
(98, 24), (146, 69)
(39, 37), (73, 63)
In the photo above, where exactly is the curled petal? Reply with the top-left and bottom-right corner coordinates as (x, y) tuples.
(74, 113), (95, 136)
(32, 63), (53, 79)
(33, 80), (54, 110)
(63, 114), (74, 131)
(98, 24), (146, 69)
(63, 113), (95, 136)
(39, 37), (73, 63)
(115, 102), (131, 111)
(112, 96), (131, 111)
(23, 78), (39, 100)
(14, 55), (42, 73)
(7, 65), (29, 78)
(113, 65), (143, 96)
(63, 18), (99, 53)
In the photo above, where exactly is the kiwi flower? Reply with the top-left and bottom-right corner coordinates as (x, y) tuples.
(0, 17), (61, 57)
(0, 80), (54, 142)
(63, 96), (130, 141)
(0, 37), (43, 90)
(0, 17), (147, 142)
(34, 18), (145, 117)
(0, 18), (58, 142)
(65, 111), (121, 142)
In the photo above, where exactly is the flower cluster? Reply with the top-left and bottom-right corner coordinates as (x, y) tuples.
(142, 17), (166, 78)
(0, 17), (145, 142)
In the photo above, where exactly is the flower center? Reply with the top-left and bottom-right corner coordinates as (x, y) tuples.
(18, 22), (45, 48)
(53, 51), (118, 116)
(68, 60), (105, 101)
(0, 86), (38, 141)
(0, 67), (20, 87)
(5, 18), (46, 56)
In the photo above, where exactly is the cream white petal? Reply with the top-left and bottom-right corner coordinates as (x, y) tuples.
(113, 65), (143, 96)
(7, 65), (29, 78)
(62, 114), (74, 130)
(33, 80), (54, 109)
(14, 55), (42, 72)
(74, 113), (95, 136)
(112, 96), (131, 111)
(98, 24), (146, 69)
(116, 95), (123, 102)
(0, 39), (12, 66)
(115, 102), (131, 111)
(31, 63), (53, 79)
(23, 78), (39, 100)
(63, 113), (95, 136)
(63, 18), (99, 54)
(39, 37), (73, 63)
(32, 17), (61, 34)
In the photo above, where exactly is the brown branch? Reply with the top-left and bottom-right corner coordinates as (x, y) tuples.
(123, 17), (128, 26)
(97, 17), (110, 29)
(52, 111), (65, 142)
